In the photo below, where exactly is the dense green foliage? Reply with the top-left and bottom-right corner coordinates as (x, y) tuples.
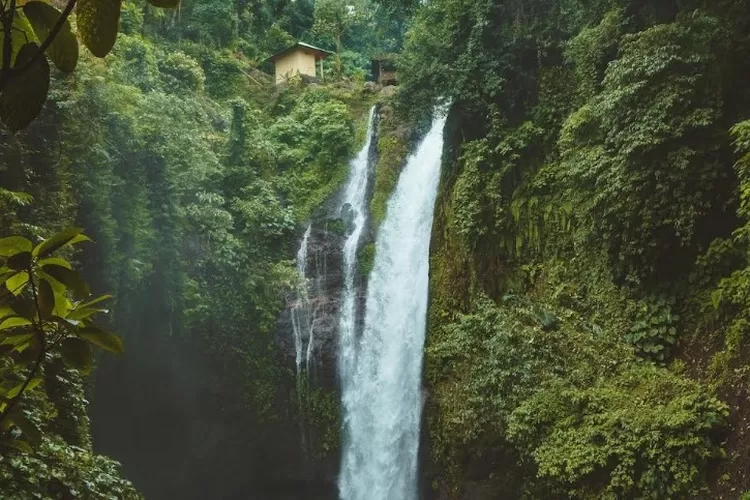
(0, 0), (387, 496)
(0, 230), (136, 498)
(396, 0), (750, 497)
(3, 0), (750, 497)
(429, 298), (726, 498)
(0, 229), (122, 445)
(0, 0), (178, 131)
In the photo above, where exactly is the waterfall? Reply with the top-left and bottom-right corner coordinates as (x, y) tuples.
(339, 111), (447, 500)
(339, 105), (378, 386)
(289, 106), (378, 458)
(291, 223), (312, 377)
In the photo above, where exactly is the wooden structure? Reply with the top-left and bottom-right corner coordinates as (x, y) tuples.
(372, 55), (398, 86)
(268, 42), (333, 84)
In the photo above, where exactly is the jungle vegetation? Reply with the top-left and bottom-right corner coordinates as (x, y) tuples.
(396, 0), (750, 498)
(1, 0), (750, 499)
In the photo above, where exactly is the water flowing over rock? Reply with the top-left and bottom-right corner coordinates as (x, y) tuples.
(278, 107), (379, 388)
(339, 111), (447, 500)
(339, 106), (378, 394)
(291, 224), (313, 377)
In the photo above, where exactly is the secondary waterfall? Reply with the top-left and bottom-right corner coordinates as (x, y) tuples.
(338, 106), (378, 387)
(339, 111), (447, 500)
(291, 224), (313, 378)
(290, 106), (377, 461)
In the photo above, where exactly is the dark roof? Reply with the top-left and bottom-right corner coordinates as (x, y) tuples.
(267, 42), (334, 63)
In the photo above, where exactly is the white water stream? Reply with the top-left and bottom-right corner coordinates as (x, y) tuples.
(339, 112), (447, 500)
(338, 106), (378, 387)
(291, 224), (313, 377)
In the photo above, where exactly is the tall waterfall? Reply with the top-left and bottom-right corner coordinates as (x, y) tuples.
(339, 111), (447, 500)
(338, 106), (378, 386)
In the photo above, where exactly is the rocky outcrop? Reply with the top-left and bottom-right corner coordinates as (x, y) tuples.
(276, 223), (348, 388)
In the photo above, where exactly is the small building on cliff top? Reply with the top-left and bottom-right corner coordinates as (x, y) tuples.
(268, 42), (333, 84)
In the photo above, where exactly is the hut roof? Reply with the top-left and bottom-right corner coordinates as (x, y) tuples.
(267, 42), (334, 63)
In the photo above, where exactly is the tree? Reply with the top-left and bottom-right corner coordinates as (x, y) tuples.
(0, 0), (178, 132)
(312, 0), (368, 75)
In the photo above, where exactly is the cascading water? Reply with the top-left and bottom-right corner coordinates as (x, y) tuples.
(290, 224), (313, 457)
(339, 111), (447, 500)
(291, 223), (312, 378)
(289, 106), (378, 459)
(338, 106), (378, 387)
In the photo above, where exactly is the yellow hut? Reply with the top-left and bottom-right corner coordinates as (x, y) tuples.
(268, 42), (333, 84)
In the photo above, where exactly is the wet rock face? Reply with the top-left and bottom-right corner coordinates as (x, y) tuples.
(276, 224), (353, 388)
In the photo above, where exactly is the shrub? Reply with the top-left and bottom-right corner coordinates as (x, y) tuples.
(427, 298), (726, 497)
(508, 364), (727, 499)
(158, 52), (206, 93)
(558, 13), (732, 283)
(624, 296), (679, 362)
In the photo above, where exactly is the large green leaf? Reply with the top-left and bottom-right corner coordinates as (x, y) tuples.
(0, 306), (13, 319)
(0, 13), (34, 68)
(77, 295), (113, 310)
(10, 296), (36, 319)
(60, 337), (93, 374)
(7, 378), (42, 398)
(0, 439), (32, 453)
(0, 270), (19, 287)
(38, 279), (54, 319)
(23, 1), (79, 73)
(50, 315), (80, 330)
(0, 43), (51, 132)
(42, 264), (90, 298)
(32, 227), (84, 258)
(6, 252), (32, 271)
(5, 272), (29, 295)
(0, 317), (33, 330)
(78, 326), (124, 354)
(0, 237), (32, 257)
(77, 0), (123, 58)
(0, 333), (34, 347)
(68, 294), (111, 321)
(68, 234), (93, 246)
(37, 257), (72, 270)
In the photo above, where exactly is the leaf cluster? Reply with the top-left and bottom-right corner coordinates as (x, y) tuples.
(624, 296), (679, 362)
(0, 0), (177, 131)
(0, 228), (122, 453)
